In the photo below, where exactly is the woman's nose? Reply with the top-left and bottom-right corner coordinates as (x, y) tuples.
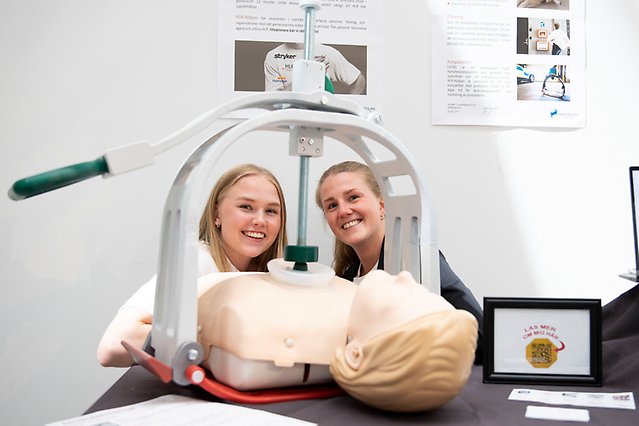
(252, 211), (266, 225)
(337, 204), (352, 216)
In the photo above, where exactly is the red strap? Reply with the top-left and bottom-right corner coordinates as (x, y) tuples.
(121, 340), (173, 383)
(196, 372), (344, 404)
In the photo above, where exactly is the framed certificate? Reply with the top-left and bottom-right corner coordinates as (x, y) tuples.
(483, 298), (602, 386)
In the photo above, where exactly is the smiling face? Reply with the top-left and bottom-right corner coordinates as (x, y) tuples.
(215, 175), (282, 271)
(318, 171), (385, 252)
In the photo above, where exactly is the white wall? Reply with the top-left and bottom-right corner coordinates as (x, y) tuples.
(1, 1), (638, 425)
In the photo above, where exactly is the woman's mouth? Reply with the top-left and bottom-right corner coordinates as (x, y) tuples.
(342, 219), (361, 230)
(243, 231), (265, 239)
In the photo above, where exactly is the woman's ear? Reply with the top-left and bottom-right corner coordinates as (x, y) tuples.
(379, 199), (385, 220)
(215, 218), (221, 228)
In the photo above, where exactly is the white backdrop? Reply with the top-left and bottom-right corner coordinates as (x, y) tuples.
(1, 1), (638, 425)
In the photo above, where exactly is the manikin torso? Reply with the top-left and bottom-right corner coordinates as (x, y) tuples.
(196, 263), (357, 390)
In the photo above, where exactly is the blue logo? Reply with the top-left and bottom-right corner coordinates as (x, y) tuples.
(550, 109), (558, 118)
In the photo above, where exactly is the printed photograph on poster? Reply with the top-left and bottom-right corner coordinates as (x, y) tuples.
(517, 18), (571, 56)
(234, 40), (367, 95)
(516, 0), (570, 11)
(516, 64), (570, 101)
(217, 0), (382, 114)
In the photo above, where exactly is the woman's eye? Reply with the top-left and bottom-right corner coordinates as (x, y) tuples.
(325, 202), (337, 211)
(239, 204), (252, 211)
(349, 194), (359, 202)
(266, 208), (279, 215)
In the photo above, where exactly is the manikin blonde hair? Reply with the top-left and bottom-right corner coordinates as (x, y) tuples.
(199, 164), (288, 272)
(330, 309), (478, 412)
(315, 161), (383, 276)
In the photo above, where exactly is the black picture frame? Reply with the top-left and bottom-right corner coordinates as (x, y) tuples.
(483, 298), (602, 386)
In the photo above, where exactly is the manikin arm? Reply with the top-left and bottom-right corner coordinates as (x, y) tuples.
(96, 307), (152, 367)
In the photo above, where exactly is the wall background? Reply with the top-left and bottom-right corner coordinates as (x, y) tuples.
(1, 1), (638, 425)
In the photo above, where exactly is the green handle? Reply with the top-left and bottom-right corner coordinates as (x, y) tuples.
(324, 75), (334, 94)
(8, 157), (109, 201)
(285, 245), (319, 271)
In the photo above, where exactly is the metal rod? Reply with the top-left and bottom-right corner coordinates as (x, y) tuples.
(303, 7), (316, 60)
(297, 2), (317, 246)
(297, 155), (309, 246)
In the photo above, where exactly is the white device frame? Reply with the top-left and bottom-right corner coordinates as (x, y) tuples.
(140, 90), (440, 385)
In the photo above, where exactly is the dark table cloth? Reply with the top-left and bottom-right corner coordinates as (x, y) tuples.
(86, 284), (639, 425)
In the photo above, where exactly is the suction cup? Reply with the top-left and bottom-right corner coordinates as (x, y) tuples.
(267, 258), (334, 286)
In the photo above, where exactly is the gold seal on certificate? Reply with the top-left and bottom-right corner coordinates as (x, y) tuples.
(526, 338), (558, 368)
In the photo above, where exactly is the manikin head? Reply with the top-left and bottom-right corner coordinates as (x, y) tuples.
(330, 270), (478, 412)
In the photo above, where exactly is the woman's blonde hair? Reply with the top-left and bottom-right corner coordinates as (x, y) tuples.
(315, 161), (382, 276)
(330, 310), (478, 412)
(199, 164), (287, 272)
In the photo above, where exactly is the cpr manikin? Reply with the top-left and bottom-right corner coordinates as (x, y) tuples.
(331, 270), (478, 412)
(196, 261), (357, 390)
(196, 265), (477, 411)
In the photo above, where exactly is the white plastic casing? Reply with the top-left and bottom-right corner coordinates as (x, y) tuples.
(103, 140), (154, 176)
(298, 0), (321, 10)
(292, 60), (325, 92)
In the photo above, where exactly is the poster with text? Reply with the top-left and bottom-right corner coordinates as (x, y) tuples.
(431, 0), (585, 128)
(218, 0), (382, 114)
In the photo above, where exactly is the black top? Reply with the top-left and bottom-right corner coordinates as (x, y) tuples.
(341, 241), (484, 364)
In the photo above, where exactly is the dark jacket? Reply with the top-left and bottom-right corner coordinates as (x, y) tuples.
(341, 241), (484, 364)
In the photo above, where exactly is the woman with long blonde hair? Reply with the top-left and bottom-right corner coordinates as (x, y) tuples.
(97, 164), (287, 367)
